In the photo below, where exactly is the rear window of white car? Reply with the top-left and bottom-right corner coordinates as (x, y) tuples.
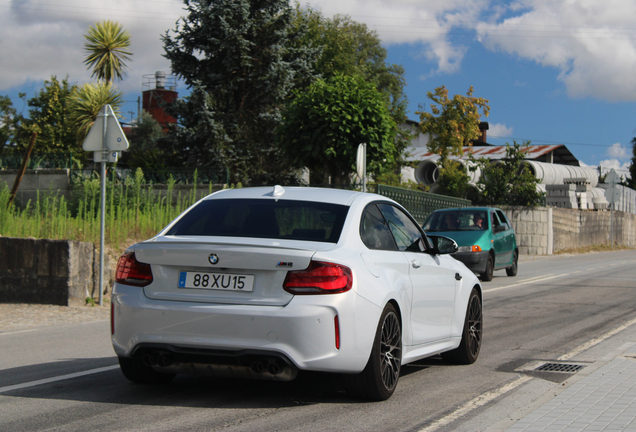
(165, 199), (349, 243)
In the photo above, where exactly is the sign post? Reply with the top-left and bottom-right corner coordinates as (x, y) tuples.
(82, 105), (129, 306)
(604, 169), (620, 249)
(356, 143), (367, 193)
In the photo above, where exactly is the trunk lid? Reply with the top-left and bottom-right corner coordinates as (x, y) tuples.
(133, 237), (326, 306)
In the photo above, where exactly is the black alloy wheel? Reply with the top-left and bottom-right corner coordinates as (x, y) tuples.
(442, 288), (482, 364)
(342, 303), (402, 401)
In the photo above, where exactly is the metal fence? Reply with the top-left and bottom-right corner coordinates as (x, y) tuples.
(0, 152), (78, 169)
(69, 167), (228, 185)
(377, 184), (472, 224)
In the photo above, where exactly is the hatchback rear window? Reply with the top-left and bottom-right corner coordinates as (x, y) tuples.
(165, 199), (349, 243)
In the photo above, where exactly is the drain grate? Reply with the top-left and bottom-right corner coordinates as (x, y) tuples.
(535, 363), (585, 373)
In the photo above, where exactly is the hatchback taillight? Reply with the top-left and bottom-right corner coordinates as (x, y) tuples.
(115, 252), (153, 287)
(283, 261), (352, 295)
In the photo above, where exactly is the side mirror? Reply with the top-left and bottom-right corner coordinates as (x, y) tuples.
(494, 225), (506, 233)
(426, 235), (459, 255)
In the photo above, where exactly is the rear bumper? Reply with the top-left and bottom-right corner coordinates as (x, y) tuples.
(111, 283), (379, 374)
(451, 250), (490, 274)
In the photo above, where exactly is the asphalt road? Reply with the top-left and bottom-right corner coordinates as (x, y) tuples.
(1, 250), (635, 431)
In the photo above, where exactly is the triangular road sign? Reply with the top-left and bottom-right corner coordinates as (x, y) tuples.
(82, 105), (129, 152)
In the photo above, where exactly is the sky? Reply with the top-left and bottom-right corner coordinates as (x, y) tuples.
(1, 0), (635, 177)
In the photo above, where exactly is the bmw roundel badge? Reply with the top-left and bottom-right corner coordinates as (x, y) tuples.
(208, 253), (219, 265)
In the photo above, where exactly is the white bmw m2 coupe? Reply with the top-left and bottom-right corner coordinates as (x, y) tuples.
(111, 186), (482, 400)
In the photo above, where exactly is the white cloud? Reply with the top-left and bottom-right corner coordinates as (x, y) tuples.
(598, 159), (632, 179)
(474, 0), (636, 101)
(599, 159), (630, 169)
(607, 143), (629, 159)
(0, 0), (493, 95)
(3, 0), (636, 105)
(488, 123), (513, 138)
(0, 0), (184, 93)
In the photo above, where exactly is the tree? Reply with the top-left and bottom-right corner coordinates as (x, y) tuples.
(68, 82), (124, 143)
(162, 0), (318, 184)
(416, 86), (489, 196)
(0, 95), (18, 155)
(290, 7), (411, 166)
(13, 76), (78, 153)
(470, 141), (543, 206)
(83, 20), (132, 84)
(278, 74), (397, 185)
(123, 110), (166, 169)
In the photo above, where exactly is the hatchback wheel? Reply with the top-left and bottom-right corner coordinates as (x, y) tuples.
(480, 255), (494, 281)
(506, 251), (518, 277)
(342, 303), (402, 401)
(442, 288), (482, 364)
(118, 356), (175, 385)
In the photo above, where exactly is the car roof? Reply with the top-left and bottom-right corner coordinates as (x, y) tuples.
(431, 207), (499, 213)
(203, 186), (375, 206)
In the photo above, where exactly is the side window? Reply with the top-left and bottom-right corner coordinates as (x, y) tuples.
(377, 203), (426, 252)
(491, 212), (501, 231)
(496, 210), (510, 230)
(360, 205), (398, 251)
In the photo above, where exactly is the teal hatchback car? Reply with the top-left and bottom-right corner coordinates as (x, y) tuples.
(422, 207), (518, 281)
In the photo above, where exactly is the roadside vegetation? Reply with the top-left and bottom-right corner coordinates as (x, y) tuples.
(554, 244), (634, 255)
(0, 169), (207, 250)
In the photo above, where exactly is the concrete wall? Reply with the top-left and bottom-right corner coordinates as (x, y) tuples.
(552, 208), (636, 251)
(0, 169), (71, 208)
(0, 169), (224, 209)
(0, 237), (113, 306)
(502, 207), (636, 255)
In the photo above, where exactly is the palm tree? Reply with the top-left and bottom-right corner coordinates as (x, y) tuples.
(69, 82), (124, 143)
(83, 20), (132, 84)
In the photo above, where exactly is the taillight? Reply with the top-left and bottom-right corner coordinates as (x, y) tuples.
(283, 261), (352, 295)
(115, 252), (153, 287)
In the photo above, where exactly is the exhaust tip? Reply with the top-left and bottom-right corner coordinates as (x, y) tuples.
(158, 354), (175, 367)
(251, 361), (265, 373)
(142, 353), (158, 367)
(267, 361), (281, 375)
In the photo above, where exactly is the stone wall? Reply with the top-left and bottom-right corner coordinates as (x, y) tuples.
(0, 237), (113, 306)
(502, 206), (636, 255)
(501, 207), (553, 256)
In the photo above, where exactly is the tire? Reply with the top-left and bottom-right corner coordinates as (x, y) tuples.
(441, 288), (482, 365)
(480, 255), (494, 281)
(342, 303), (402, 401)
(118, 356), (176, 385)
(506, 251), (518, 277)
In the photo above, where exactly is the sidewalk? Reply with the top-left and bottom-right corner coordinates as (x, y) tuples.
(504, 340), (636, 431)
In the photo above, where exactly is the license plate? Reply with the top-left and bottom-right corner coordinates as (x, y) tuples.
(178, 271), (254, 292)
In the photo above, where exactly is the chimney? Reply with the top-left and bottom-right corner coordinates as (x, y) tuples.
(479, 122), (489, 143)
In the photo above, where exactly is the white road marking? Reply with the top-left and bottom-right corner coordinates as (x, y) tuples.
(558, 316), (636, 361)
(418, 375), (533, 432)
(0, 329), (39, 337)
(0, 365), (119, 394)
(419, 316), (636, 431)
(484, 274), (568, 293)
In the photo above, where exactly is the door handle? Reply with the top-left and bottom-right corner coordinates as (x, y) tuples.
(455, 272), (462, 281)
(411, 260), (421, 269)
